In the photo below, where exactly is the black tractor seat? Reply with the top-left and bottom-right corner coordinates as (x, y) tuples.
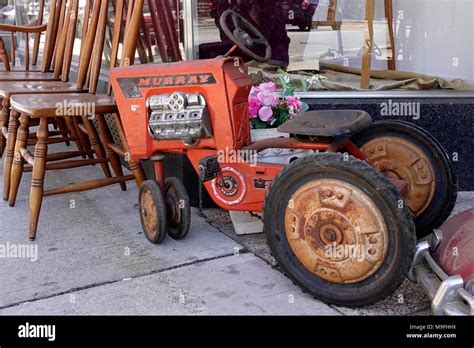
(278, 110), (373, 138)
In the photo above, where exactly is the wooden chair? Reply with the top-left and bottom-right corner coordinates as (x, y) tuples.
(0, 0), (46, 72)
(0, 0), (57, 76)
(0, 0), (109, 200)
(8, 0), (146, 240)
(0, 0), (79, 158)
(0, 0), (75, 173)
(146, 0), (182, 63)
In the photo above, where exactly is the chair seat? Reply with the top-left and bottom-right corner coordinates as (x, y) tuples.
(278, 110), (373, 138)
(11, 93), (117, 117)
(0, 71), (58, 81)
(0, 81), (83, 98)
(0, 65), (43, 72)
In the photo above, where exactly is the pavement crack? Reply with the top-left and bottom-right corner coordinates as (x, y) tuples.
(197, 209), (237, 239)
(0, 252), (247, 312)
(329, 305), (348, 315)
(198, 209), (275, 267)
(410, 306), (432, 315)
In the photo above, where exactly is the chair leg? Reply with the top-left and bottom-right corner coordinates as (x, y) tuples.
(3, 111), (20, 201)
(29, 117), (49, 241)
(0, 38), (11, 71)
(0, 98), (10, 158)
(96, 114), (127, 191)
(112, 113), (146, 188)
(64, 116), (87, 157)
(56, 117), (71, 146)
(9, 114), (30, 207)
(73, 117), (94, 160)
(81, 116), (112, 178)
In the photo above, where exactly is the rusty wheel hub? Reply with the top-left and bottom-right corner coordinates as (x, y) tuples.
(141, 188), (159, 238)
(285, 179), (388, 284)
(166, 187), (181, 228)
(361, 137), (435, 217)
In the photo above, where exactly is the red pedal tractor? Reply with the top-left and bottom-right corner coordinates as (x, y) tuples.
(111, 11), (458, 306)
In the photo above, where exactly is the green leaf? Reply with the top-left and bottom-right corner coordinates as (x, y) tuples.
(285, 87), (296, 96)
(279, 110), (289, 119)
(288, 77), (307, 92)
(301, 102), (310, 113)
(278, 104), (287, 112)
(299, 78), (308, 91)
(251, 118), (268, 129)
(275, 108), (290, 127)
(278, 75), (287, 91)
(280, 114), (290, 125)
(277, 68), (288, 91)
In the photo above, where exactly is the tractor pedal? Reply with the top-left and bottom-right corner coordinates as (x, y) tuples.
(198, 155), (220, 182)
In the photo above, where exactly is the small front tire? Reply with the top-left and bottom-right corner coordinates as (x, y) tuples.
(139, 180), (168, 244)
(164, 177), (191, 240)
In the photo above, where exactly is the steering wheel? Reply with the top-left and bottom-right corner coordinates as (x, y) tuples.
(220, 10), (272, 63)
(364, 39), (383, 57)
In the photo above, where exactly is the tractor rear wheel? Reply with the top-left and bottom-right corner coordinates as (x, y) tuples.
(351, 120), (458, 238)
(139, 180), (168, 244)
(263, 153), (416, 307)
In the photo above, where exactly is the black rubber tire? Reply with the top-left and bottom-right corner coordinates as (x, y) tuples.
(164, 177), (191, 240)
(351, 120), (458, 238)
(139, 180), (168, 244)
(263, 153), (416, 307)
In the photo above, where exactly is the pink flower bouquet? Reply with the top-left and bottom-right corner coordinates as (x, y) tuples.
(248, 81), (308, 129)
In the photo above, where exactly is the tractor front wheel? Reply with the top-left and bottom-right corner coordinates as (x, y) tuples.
(263, 153), (416, 307)
(139, 180), (168, 244)
(164, 177), (191, 240)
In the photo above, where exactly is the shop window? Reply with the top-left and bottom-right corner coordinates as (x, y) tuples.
(191, 0), (474, 92)
(3, 0), (472, 91)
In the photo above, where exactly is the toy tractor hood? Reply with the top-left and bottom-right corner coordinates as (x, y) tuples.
(108, 58), (252, 161)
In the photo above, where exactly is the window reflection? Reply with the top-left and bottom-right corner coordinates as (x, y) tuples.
(199, 0), (293, 66)
(2, 0), (473, 90)
(192, 0), (474, 90)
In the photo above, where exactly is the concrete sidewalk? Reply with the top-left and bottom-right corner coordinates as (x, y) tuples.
(0, 159), (472, 315)
(0, 162), (338, 315)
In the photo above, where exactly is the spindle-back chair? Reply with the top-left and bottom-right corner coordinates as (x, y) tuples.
(0, 0), (116, 202)
(8, 0), (146, 240)
(0, 0), (59, 78)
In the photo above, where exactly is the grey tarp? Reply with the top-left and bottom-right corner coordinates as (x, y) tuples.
(248, 61), (474, 91)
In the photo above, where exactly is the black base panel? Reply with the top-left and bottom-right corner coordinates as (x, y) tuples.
(0, 315), (472, 346)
